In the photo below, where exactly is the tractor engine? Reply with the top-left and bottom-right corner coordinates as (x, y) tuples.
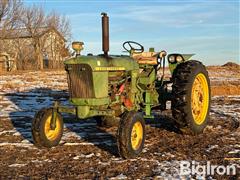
(108, 71), (133, 114)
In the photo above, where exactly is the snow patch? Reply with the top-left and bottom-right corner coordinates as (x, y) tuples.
(228, 150), (240, 154)
(110, 173), (127, 179)
(0, 130), (17, 136)
(9, 163), (26, 168)
(0, 142), (35, 149)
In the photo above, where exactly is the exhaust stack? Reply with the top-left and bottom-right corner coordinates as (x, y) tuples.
(101, 12), (109, 57)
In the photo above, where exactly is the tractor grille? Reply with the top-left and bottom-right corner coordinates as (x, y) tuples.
(66, 64), (94, 98)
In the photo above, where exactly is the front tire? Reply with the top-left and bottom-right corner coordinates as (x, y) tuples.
(117, 111), (145, 159)
(171, 60), (211, 134)
(32, 108), (63, 148)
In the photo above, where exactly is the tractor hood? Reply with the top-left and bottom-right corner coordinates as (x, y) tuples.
(64, 55), (139, 71)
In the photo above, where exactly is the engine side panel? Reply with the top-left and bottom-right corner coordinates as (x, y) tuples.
(93, 71), (108, 98)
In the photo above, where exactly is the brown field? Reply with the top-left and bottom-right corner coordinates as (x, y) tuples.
(0, 65), (239, 179)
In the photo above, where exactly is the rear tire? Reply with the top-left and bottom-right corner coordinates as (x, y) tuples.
(117, 111), (145, 159)
(171, 60), (211, 134)
(32, 108), (63, 148)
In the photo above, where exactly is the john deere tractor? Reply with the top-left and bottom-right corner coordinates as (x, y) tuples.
(32, 13), (211, 158)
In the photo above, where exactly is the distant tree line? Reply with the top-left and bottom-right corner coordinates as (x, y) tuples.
(0, 0), (71, 70)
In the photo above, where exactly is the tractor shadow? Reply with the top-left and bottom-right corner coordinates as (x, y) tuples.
(63, 117), (119, 156)
(6, 87), (182, 157)
(5, 87), (118, 156)
(145, 111), (183, 134)
(5, 88), (69, 144)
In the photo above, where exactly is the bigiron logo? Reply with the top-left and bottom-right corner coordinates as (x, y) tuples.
(180, 161), (238, 176)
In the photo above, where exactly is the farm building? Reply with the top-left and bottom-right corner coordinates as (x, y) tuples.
(0, 27), (69, 71)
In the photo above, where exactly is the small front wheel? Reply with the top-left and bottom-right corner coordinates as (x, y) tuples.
(32, 108), (63, 148)
(117, 111), (145, 159)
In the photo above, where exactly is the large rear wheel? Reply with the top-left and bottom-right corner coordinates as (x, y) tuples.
(171, 60), (211, 134)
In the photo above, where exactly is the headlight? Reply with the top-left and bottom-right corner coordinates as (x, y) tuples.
(176, 55), (184, 62)
(168, 55), (175, 63)
(168, 54), (185, 63)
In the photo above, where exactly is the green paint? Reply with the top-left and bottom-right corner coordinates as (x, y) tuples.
(77, 106), (90, 118)
(58, 106), (76, 114)
(77, 106), (114, 119)
(145, 91), (151, 116)
(169, 63), (178, 74)
(138, 68), (156, 90)
(149, 47), (154, 52)
(50, 101), (60, 129)
(182, 54), (195, 61)
(70, 97), (110, 106)
(64, 55), (139, 71)
(92, 71), (108, 98)
(130, 69), (139, 108)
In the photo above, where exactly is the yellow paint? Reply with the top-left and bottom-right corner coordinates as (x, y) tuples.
(95, 67), (125, 71)
(191, 73), (209, 125)
(44, 115), (61, 141)
(97, 61), (101, 66)
(131, 121), (143, 150)
(132, 52), (158, 65)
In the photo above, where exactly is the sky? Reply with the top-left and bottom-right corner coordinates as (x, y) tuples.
(25, 0), (239, 65)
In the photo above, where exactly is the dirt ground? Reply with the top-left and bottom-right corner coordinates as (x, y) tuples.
(0, 65), (239, 179)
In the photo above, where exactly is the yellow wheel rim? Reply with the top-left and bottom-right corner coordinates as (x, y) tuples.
(44, 115), (61, 141)
(191, 73), (209, 125)
(131, 121), (143, 150)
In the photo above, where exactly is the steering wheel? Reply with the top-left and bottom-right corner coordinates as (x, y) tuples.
(123, 41), (144, 54)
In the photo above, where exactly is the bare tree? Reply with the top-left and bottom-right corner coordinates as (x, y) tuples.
(0, 2), (71, 70)
(47, 11), (71, 41)
(20, 5), (46, 69)
(0, 0), (8, 23)
(0, 0), (22, 49)
(20, 6), (71, 69)
(0, 0), (23, 56)
(43, 12), (71, 68)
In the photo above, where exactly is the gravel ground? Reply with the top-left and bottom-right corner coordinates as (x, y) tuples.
(0, 67), (239, 179)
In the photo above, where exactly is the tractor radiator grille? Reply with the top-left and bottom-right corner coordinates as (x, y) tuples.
(66, 64), (94, 98)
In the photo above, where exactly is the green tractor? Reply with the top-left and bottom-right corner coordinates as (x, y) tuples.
(32, 13), (211, 158)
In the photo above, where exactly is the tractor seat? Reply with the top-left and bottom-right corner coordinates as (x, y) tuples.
(132, 52), (158, 65)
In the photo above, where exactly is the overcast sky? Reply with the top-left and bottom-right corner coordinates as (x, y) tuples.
(26, 0), (239, 65)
